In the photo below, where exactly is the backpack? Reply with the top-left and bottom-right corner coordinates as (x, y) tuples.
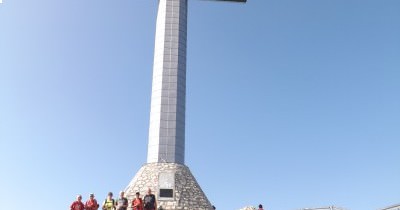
(103, 199), (115, 210)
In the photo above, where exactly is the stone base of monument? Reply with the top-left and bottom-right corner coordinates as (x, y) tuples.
(125, 163), (212, 210)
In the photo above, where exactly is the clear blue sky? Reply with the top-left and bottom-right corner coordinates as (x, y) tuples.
(1, 0), (399, 210)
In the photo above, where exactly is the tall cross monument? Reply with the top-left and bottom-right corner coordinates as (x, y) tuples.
(125, 0), (246, 209)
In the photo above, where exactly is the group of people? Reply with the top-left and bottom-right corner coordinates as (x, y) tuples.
(70, 188), (157, 210)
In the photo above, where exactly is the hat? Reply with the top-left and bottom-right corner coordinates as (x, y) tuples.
(108, 192), (113, 196)
(90, 193), (94, 197)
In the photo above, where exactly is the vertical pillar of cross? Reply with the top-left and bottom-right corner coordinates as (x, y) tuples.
(147, 0), (187, 164)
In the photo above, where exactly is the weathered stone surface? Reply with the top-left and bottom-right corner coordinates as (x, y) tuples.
(125, 163), (212, 210)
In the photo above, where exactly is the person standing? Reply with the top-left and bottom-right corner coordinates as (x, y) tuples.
(70, 195), (85, 210)
(258, 204), (264, 210)
(85, 193), (99, 210)
(132, 192), (143, 210)
(143, 188), (157, 210)
(116, 191), (128, 210)
(102, 192), (116, 210)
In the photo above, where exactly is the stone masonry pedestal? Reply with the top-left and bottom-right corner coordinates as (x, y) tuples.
(124, 163), (212, 210)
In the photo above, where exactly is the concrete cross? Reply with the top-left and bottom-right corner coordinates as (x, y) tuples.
(147, 0), (246, 164)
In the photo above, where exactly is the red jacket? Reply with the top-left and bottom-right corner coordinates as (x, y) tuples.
(132, 198), (143, 210)
(85, 199), (99, 210)
(70, 201), (85, 210)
